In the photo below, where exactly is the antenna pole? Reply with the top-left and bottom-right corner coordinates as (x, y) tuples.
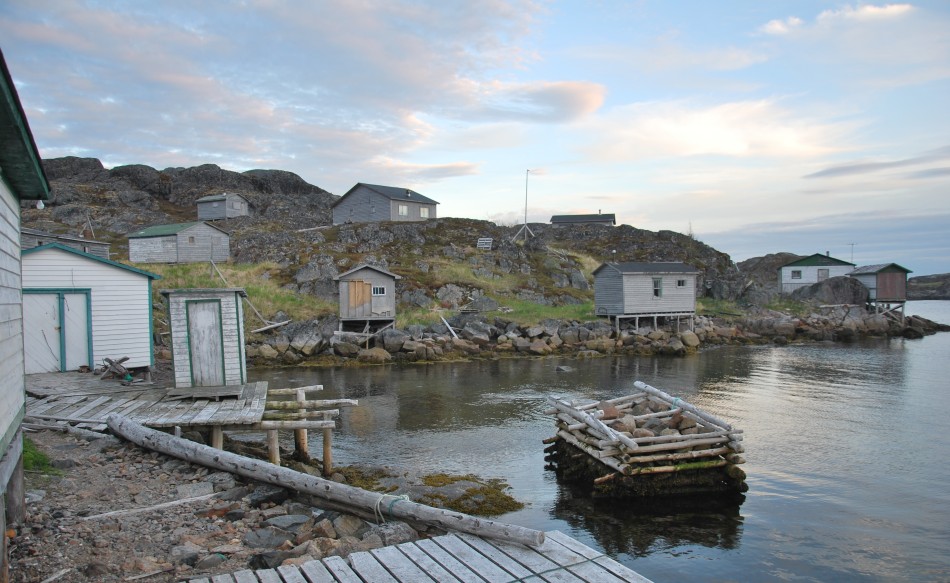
(511, 169), (535, 242)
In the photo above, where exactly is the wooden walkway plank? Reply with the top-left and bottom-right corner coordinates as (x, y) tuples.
(348, 550), (400, 582)
(531, 570), (586, 583)
(322, 556), (363, 583)
(461, 533), (559, 575)
(394, 541), (464, 583)
(116, 395), (160, 420)
(210, 574), (238, 583)
(35, 395), (88, 417)
(189, 400), (225, 425)
(431, 534), (512, 583)
(565, 561), (628, 583)
(254, 568), (281, 583)
(370, 545), (437, 582)
(275, 564), (308, 583)
(298, 559), (336, 583)
(67, 395), (114, 420)
(593, 556), (653, 583)
(86, 397), (131, 419)
(530, 532), (588, 567)
(454, 534), (533, 579)
(415, 538), (486, 583)
(173, 399), (213, 426)
(232, 570), (259, 583)
(187, 578), (211, 583)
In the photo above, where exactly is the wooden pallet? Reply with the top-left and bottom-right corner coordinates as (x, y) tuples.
(180, 530), (651, 583)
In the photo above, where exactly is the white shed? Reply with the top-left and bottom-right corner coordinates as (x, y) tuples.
(21, 243), (160, 373)
(161, 288), (247, 388)
(128, 221), (230, 263)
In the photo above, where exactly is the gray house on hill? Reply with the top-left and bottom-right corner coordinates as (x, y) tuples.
(197, 192), (250, 220)
(594, 262), (699, 331)
(128, 222), (230, 263)
(551, 213), (616, 226)
(332, 183), (438, 225)
(21, 227), (110, 259)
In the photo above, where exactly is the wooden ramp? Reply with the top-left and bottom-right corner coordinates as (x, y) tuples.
(181, 530), (651, 583)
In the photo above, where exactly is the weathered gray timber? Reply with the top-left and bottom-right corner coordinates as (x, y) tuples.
(128, 221), (230, 263)
(593, 261), (699, 331)
(334, 264), (401, 328)
(20, 227), (110, 258)
(331, 183), (438, 225)
(197, 192), (250, 220)
(107, 415), (547, 548)
(545, 383), (747, 498)
(162, 288), (247, 388)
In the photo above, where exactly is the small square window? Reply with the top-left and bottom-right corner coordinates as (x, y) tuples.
(420, 207), (429, 218)
(188, 236), (196, 244)
(398, 204), (409, 217)
(791, 270), (802, 279)
(372, 286), (386, 296)
(652, 277), (663, 298)
(677, 279), (686, 287)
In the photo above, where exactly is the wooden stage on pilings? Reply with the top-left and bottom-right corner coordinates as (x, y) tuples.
(180, 530), (651, 583)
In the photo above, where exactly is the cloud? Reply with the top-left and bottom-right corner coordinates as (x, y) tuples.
(816, 3), (915, 23)
(804, 146), (950, 178)
(581, 99), (856, 161)
(760, 16), (803, 35)
(369, 156), (479, 183)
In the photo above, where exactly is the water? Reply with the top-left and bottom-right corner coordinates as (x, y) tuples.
(249, 301), (950, 582)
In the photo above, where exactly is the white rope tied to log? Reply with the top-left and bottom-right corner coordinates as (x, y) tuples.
(373, 493), (411, 523)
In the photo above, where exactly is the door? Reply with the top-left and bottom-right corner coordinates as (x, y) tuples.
(345, 280), (372, 318)
(23, 292), (92, 374)
(23, 294), (61, 373)
(817, 268), (830, 281)
(187, 300), (225, 386)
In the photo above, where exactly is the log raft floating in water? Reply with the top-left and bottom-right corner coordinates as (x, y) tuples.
(543, 381), (747, 498)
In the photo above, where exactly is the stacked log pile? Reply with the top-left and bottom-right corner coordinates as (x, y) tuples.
(543, 381), (748, 498)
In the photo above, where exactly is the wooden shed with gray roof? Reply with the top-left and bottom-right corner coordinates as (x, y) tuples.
(594, 261), (699, 331)
(332, 183), (438, 225)
(333, 264), (401, 332)
(196, 192), (250, 220)
(128, 221), (230, 263)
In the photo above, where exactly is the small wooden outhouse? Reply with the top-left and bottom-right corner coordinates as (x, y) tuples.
(333, 264), (401, 331)
(196, 192), (250, 220)
(848, 263), (912, 302)
(22, 243), (160, 373)
(593, 262), (698, 330)
(128, 221), (230, 263)
(162, 288), (247, 388)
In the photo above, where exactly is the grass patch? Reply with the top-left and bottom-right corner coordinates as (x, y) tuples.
(696, 298), (747, 320)
(498, 298), (595, 325)
(428, 260), (526, 295)
(764, 297), (812, 317)
(23, 438), (60, 475)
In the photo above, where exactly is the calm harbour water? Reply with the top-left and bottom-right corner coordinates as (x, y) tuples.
(250, 301), (950, 582)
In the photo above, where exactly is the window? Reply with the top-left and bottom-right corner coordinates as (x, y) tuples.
(677, 279), (686, 287)
(791, 270), (802, 279)
(188, 236), (196, 244)
(212, 202), (219, 207)
(652, 277), (663, 298)
(372, 286), (386, 296)
(817, 268), (829, 281)
(398, 204), (409, 217)
(231, 201), (239, 209)
(420, 207), (429, 218)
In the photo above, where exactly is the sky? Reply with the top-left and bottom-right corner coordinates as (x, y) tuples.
(2, 1), (948, 275)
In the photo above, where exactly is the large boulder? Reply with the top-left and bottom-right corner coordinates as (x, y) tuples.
(791, 276), (869, 305)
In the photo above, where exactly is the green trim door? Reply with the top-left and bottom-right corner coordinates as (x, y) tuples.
(185, 299), (225, 387)
(23, 290), (93, 373)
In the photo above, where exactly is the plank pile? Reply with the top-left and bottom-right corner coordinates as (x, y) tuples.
(544, 381), (747, 497)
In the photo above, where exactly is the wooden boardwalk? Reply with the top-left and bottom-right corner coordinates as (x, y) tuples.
(181, 530), (651, 583)
(24, 375), (268, 433)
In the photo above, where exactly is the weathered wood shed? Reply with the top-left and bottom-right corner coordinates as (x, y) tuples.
(196, 192), (250, 220)
(593, 262), (699, 330)
(550, 212), (616, 226)
(333, 264), (401, 331)
(332, 183), (438, 225)
(161, 288), (247, 388)
(778, 253), (855, 294)
(0, 46), (51, 569)
(848, 263), (912, 302)
(21, 227), (110, 259)
(128, 221), (230, 263)
(21, 243), (160, 374)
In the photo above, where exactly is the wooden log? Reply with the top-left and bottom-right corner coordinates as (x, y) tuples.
(294, 388), (310, 463)
(541, 392), (647, 415)
(105, 415), (545, 547)
(267, 429), (280, 465)
(556, 430), (628, 475)
(632, 428), (742, 445)
(323, 412), (333, 476)
(623, 446), (732, 464)
(620, 436), (730, 456)
(262, 410), (339, 421)
(633, 381), (733, 431)
(547, 397), (638, 450)
(265, 399), (357, 410)
(626, 459), (728, 475)
(267, 385), (323, 396)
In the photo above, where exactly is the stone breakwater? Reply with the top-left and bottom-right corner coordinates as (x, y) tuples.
(181, 306), (950, 368)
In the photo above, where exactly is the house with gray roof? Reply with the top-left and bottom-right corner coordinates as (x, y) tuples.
(332, 183), (438, 225)
(593, 262), (699, 331)
(21, 227), (110, 259)
(128, 221), (230, 263)
(551, 213), (616, 226)
(197, 192), (250, 220)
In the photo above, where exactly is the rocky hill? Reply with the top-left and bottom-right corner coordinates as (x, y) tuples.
(908, 273), (950, 300)
(23, 157), (744, 309)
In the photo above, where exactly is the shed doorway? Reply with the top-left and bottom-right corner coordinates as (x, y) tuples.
(343, 280), (372, 318)
(186, 299), (225, 386)
(23, 290), (92, 373)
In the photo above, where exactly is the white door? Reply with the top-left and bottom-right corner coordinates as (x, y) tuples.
(62, 293), (90, 370)
(24, 294), (61, 373)
(187, 300), (225, 386)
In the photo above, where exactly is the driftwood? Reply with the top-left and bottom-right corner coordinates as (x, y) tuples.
(633, 381), (733, 431)
(547, 397), (638, 450)
(106, 415), (545, 548)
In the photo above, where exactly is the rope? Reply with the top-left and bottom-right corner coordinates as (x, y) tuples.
(373, 493), (410, 523)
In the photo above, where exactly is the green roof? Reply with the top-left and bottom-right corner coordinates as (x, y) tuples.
(780, 253), (854, 268)
(128, 221), (226, 238)
(0, 48), (49, 201)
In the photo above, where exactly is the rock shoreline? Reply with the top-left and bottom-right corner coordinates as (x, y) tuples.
(196, 308), (950, 368)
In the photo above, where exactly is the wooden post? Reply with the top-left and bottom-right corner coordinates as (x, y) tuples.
(211, 426), (223, 449)
(322, 411), (333, 475)
(294, 388), (310, 462)
(267, 430), (280, 466)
